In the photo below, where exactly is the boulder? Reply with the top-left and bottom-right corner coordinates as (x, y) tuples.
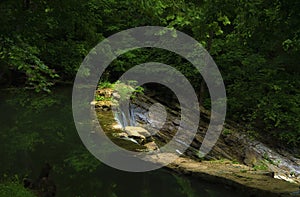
(112, 92), (121, 100)
(125, 126), (152, 144)
(96, 88), (113, 98)
(114, 132), (128, 138)
(94, 100), (112, 111)
(144, 141), (159, 151)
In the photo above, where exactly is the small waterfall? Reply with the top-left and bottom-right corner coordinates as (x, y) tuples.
(113, 102), (136, 129)
(129, 105), (136, 126)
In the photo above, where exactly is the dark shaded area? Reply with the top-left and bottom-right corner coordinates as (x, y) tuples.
(0, 0), (299, 196)
(1, 0), (299, 148)
(0, 88), (249, 197)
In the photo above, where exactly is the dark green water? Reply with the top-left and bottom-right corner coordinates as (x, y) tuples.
(0, 87), (246, 197)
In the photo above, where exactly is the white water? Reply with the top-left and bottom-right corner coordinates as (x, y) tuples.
(113, 103), (136, 129)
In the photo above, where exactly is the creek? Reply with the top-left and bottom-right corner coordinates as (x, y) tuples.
(0, 87), (277, 196)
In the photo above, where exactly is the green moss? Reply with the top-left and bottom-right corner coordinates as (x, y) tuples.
(95, 95), (112, 101)
(232, 160), (240, 164)
(98, 81), (113, 89)
(253, 163), (268, 171)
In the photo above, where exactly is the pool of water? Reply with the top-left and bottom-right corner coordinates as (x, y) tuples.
(0, 87), (248, 197)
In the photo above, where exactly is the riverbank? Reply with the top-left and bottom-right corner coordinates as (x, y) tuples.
(93, 87), (300, 196)
(165, 156), (299, 197)
(95, 109), (300, 196)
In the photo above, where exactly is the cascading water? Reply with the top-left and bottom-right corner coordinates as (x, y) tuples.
(113, 102), (136, 129)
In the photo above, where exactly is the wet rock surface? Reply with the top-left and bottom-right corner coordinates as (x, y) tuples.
(124, 126), (153, 145)
(144, 141), (159, 151)
(131, 94), (300, 185)
(166, 156), (299, 197)
(125, 126), (151, 138)
(93, 88), (300, 195)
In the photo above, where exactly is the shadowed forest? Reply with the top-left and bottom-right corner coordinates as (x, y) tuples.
(0, 0), (299, 196)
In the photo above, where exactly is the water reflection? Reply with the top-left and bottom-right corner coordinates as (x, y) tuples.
(0, 87), (245, 197)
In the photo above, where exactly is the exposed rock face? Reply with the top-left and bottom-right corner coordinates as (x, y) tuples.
(96, 88), (113, 98)
(91, 88), (113, 111)
(96, 109), (300, 196)
(91, 99), (112, 111)
(144, 141), (159, 151)
(114, 132), (128, 138)
(244, 147), (261, 167)
(165, 156), (299, 197)
(93, 87), (300, 191)
(95, 100), (112, 111)
(131, 94), (300, 185)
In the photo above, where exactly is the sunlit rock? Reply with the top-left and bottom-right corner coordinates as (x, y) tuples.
(144, 141), (159, 151)
(125, 126), (152, 144)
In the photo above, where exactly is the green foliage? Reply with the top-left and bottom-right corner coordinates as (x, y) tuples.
(98, 81), (114, 89)
(113, 81), (135, 102)
(206, 0), (300, 147)
(0, 0), (299, 147)
(64, 150), (101, 173)
(1, 37), (59, 92)
(222, 128), (233, 136)
(253, 163), (268, 171)
(95, 95), (111, 101)
(0, 181), (35, 197)
(6, 89), (60, 112)
(0, 0), (105, 91)
(262, 153), (279, 165)
(232, 160), (240, 164)
(113, 81), (144, 102)
(0, 88), (77, 172)
(133, 86), (145, 97)
(246, 130), (260, 141)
